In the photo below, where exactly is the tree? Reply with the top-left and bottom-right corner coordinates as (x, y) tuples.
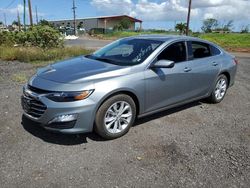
(120, 18), (132, 30)
(222, 20), (233, 32)
(175, 22), (187, 35)
(0, 21), (3, 25)
(38, 19), (50, 26)
(77, 22), (83, 29)
(201, 18), (218, 33)
(241, 25), (249, 33)
(66, 22), (71, 28)
(113, 24), (123, 31)
(12, 20), (19, 26)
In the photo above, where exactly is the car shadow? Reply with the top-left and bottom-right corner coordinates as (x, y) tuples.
(134, 101), (203, 126)
(22, 100), (203, 145)
(21, 115), (106, 145)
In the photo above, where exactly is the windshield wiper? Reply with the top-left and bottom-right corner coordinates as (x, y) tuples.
(86, 55), (131, 66)
(94, 57), (117, 64)
(85, 55), (117, 64)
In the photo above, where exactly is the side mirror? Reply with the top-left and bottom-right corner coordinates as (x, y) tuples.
(152, 60), (175, 68)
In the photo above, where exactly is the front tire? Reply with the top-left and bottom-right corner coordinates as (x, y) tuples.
(95, 94), (136, 139)
(208, 74), (228, 103)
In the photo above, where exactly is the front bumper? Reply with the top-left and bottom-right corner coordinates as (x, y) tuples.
(21, 86), (97, 134)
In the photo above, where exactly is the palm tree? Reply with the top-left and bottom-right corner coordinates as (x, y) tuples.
(12, 20), (19, 26)
(175, 23), (187, 35)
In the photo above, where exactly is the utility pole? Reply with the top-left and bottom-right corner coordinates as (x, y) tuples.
(4, 13), (7, 26)
(23, 0), (26, 30)
(72, 0), (77, 35)
(104, 19), (107, 34)
(28, 0), (33, 26)
(17, 10), (21, 31)
(186, 0), (192, 36)
(35, 6), (38, 24)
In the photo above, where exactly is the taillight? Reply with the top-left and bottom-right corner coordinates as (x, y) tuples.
(233, 58), (239, 65)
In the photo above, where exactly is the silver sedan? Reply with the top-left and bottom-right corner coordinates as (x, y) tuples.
(21, 35), (238, 139)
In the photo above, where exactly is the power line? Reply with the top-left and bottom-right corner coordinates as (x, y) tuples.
(5, 0), (16, 9)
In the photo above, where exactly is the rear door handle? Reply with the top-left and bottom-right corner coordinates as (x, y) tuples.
(184, 67), (192, 72)
(212, 62), (218, 66)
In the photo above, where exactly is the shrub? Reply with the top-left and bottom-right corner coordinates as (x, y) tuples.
(89, 28), (105, 35)
(0, 31), (15, 46)
(0, 25), (63, 48)
(22, 25), (63, 48)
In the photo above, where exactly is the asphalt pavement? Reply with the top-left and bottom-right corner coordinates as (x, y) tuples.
(65, 35), (112, 49)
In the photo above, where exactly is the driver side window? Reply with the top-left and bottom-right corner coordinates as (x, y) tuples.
(157, 42), (187, 63)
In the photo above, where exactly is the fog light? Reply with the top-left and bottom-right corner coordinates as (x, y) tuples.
(48, 114), (78, 124)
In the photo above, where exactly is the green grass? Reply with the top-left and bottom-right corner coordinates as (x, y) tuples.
(0, 46), (94, 63)
(100, 31), (250, 51)
(199, 33), (250, 49)
(99, 31), (177, 39)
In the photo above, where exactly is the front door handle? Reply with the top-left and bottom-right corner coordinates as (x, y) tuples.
(184, 67), (192, 72)
(212, 62), (218, 66)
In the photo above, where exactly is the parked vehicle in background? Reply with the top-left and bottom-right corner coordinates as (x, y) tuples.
(21, 35), (238, 139)
(79, 28), (86, 32)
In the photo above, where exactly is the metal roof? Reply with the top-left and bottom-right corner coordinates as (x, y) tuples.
(49, 15), (142, 23)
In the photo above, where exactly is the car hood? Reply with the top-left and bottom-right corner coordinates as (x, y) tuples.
(36, 56), (131, 84)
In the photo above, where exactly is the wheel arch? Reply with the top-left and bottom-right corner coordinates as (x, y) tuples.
(95, 89), (141, 117)
(219, 71), (231, 86)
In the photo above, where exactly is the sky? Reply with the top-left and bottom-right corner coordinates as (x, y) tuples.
(0, 0), (250, 31)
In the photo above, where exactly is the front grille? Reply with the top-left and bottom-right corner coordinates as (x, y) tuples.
(21, 94), (47, 119)
(28, 84), (51, 94)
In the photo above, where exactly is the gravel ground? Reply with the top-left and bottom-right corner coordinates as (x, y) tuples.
(0, 53), (249, 188)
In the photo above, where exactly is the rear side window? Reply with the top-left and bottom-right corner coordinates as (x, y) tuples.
(210, 45), (221, 56)
(191, 41), (211, 59)
(157, 42), (187, 63)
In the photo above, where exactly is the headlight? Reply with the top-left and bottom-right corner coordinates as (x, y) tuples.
(46, 90), (94, 102)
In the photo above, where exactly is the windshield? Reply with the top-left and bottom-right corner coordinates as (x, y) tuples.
(86, 38), (163, 66)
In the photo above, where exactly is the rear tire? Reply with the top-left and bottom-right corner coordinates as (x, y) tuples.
(207, 74), (228, 103)
(94, 94), (136, 139)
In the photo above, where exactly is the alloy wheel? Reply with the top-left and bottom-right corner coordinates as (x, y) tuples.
(214, 78), (227, 100)
(104, 101), (132, 134)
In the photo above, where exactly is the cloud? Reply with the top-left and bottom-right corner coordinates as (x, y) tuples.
(201, 0), (250, 20)
(133, 0), (198, 21)
(90, 0), (134, 16)
(91, 0), (250, 22)
(191, 0), (225, 8)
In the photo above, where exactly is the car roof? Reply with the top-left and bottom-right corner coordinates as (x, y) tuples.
(128, 34), (203, 42)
